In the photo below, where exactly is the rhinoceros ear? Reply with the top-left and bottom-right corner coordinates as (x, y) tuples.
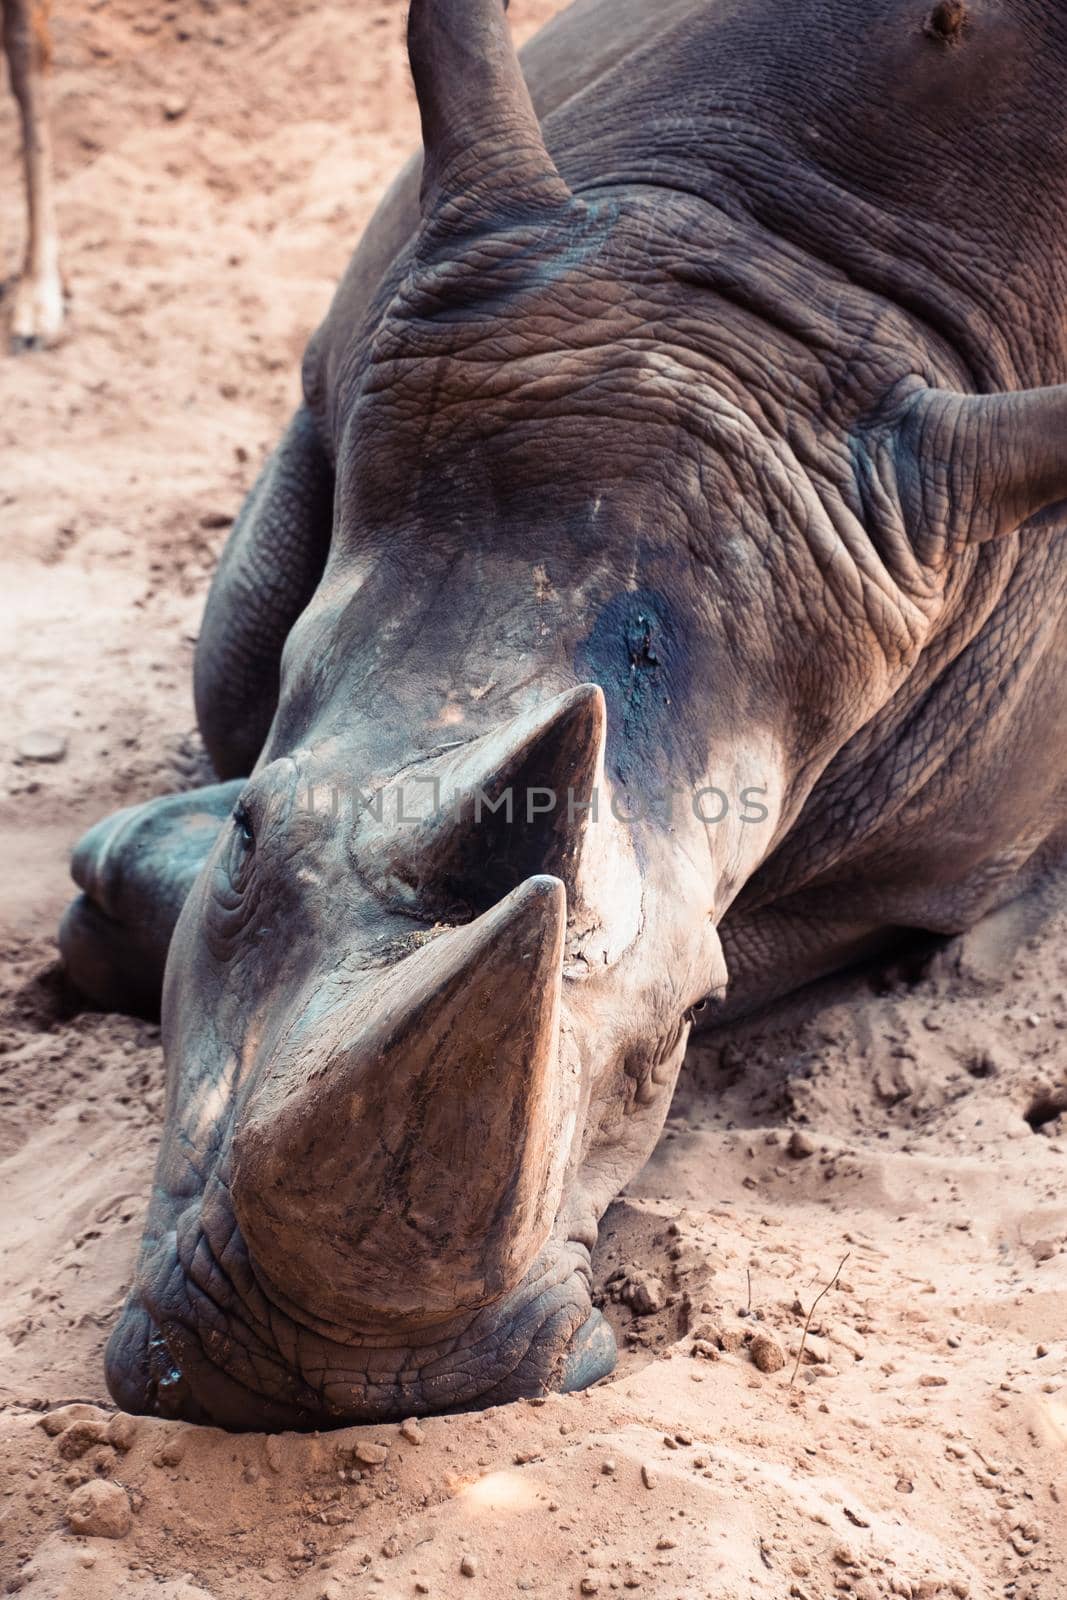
(890, 381), (1067, 550)
(407, 0), (571, 228)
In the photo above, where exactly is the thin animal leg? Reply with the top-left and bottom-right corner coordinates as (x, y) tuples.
(3, 0), (63, 348)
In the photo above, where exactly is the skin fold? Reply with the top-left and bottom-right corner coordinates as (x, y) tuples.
(60, 0), (1067, 1428)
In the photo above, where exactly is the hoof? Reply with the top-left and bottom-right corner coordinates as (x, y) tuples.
(8, 270), (65, 352)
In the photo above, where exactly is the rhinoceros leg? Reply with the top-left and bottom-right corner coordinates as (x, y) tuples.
(58, 781), (243, 1017)
(716, 906), (906, 1024)
(194, 404), (334, 779)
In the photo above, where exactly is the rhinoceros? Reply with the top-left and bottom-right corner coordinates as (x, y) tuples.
(60, 0), (1067, 1428)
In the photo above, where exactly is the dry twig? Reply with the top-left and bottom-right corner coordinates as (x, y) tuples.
(789, 1252), (850, 1385)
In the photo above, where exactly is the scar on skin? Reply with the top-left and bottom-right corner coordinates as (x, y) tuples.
(924, 0), (968, 43)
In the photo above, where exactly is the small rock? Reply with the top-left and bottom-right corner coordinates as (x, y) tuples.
(65, 1479), (132, 1539)
(17, 729), (67, 763)
(829, 1324), (866, 1361)
(787, 1130), (816, 1159)
(162, 94), (188, 120)
(601, 1458), (616, 1475)
(641, 1463), (658, 1489)
(624, 1273), (666, 1316)
(107, 1413), (138, 1452)
(460, 1555), (478, 1577)
(351, 1439), (389, 1468)
(580, 1576), (599, 1595)
(399, 1417), (424, 1445)
(794, 1332), (830, 1365)
(380, 1535), (401, 1559)
(1036, 1344), (1049, 1359)
(919, 1374), (948, 1387)
(749, 1332), (786, 1374)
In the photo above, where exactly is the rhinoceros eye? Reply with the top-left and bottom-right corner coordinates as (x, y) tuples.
(233, 802), (255, 850)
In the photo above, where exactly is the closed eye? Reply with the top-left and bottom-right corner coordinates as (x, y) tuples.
(233, 802), (255, 849)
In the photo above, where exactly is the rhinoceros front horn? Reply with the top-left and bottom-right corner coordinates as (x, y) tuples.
(231, 876), (577, 1328)
(407, 0), (571, 225)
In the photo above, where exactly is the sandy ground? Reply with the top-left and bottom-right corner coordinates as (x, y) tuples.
(1, 3), (1066, 1596)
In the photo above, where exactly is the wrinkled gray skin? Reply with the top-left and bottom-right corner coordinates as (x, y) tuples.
(61, 0), (1067, 1428)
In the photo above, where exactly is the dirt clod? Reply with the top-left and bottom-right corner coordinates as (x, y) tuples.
(749, 1331), (786, 1374)
(65, 1479), (132, 1539)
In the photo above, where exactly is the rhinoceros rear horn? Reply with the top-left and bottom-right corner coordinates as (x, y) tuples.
(407, 0), (571, 226)
(367, 683), (608, 920)
(887, 381), (1067, 551)
(232, 877), (576, 1325)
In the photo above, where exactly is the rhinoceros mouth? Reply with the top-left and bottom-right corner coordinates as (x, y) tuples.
(105, 1233), (616, 1430)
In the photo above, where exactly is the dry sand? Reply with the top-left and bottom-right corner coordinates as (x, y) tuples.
(1, 3), (1065, 1595)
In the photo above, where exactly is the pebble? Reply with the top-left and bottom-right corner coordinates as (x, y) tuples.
(641, 1464), (658, 1489)
(580, 1576), (599, 1595)
(787, 1130), (817, 1159)
(399, 1417), (425, 1445)
(749, 1331), (786, 1374)
(829, 1324), (867, 1361)
(162, 94), (189, 120)
(601, 1458), (617, 1475)
(625, 1273), (666, 1316)
(17, 730), (67, 763)
(919, 1374), (948, 1387)
(65, 1479), (132, 1539)
(460, 1555), (478, 1577)
(351, 1439), (389, 1468)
